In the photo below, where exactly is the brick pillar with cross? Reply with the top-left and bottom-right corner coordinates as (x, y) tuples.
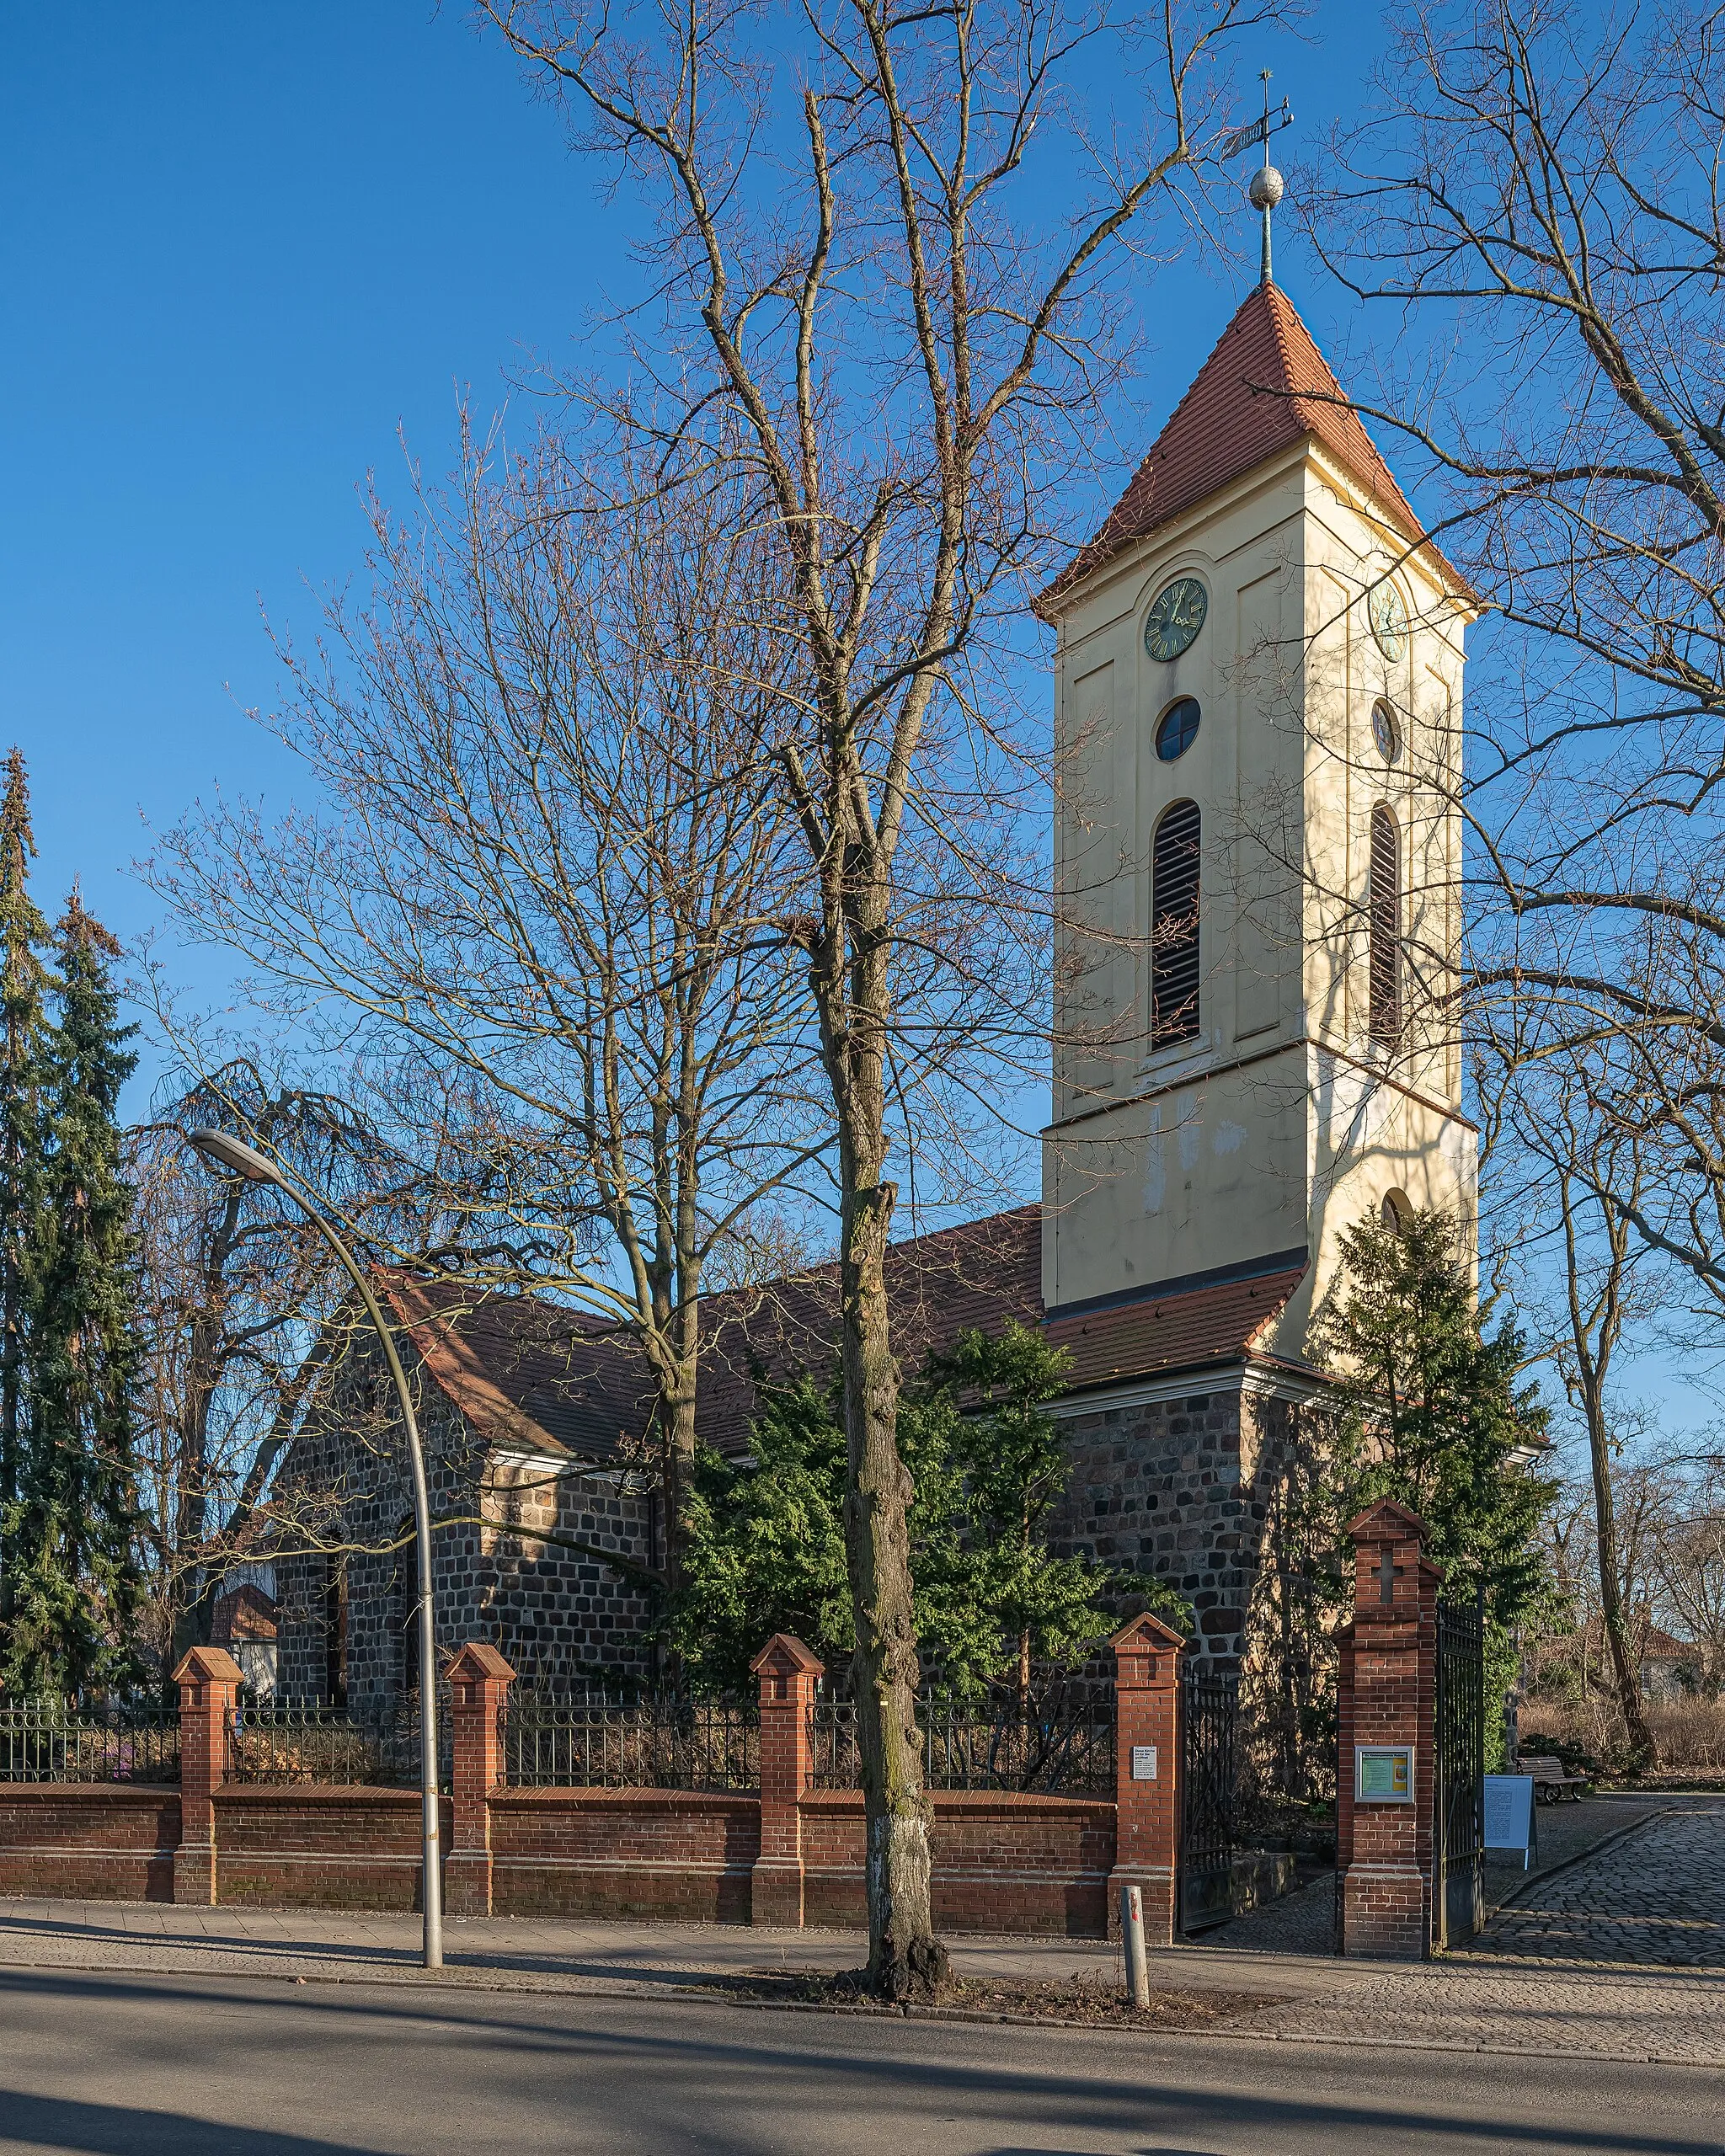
(1108, 1612), (1186, 1946)
(172, 1645), (244, 1906)
(1334, 1498), (1441, 1959)
(750, 1633), (823, 1927)
(446, 1641), (515, 1918)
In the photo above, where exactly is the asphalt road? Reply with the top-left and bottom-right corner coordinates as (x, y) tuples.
(0, 1968), (1718, 2156)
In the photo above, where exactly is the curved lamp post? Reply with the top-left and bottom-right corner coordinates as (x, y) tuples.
(185, 1128), (444, 1970)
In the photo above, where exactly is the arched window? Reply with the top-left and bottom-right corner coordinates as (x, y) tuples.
(323, 1553), (349, 1710)
(1369, 803), (1401, 1046)
(1151, 799), (1202, 1048)
(397, 1524), (419, 1700)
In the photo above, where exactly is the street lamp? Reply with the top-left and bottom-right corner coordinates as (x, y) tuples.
(185, 1127), (444, 1970)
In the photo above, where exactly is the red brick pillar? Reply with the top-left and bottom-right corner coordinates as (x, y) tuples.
(171, 1645), (244, 1906)
(1108, 1613), (1186, 1946)
(445, 1641), (515, 1919)
(1335, 1498), (1441, 1960)
(750, 1633), (823, 1928)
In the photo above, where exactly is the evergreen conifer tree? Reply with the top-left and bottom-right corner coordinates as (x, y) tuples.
(3, 893), (145, 1695)
(1309, 1207), (1555, 1757)
(0, 750), (51, 1658)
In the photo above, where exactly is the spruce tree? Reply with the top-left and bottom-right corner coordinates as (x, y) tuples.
(1309, 1207), (1555, 1758)
(3, 893), (145, 1696)
(0, 750), (51, 1659)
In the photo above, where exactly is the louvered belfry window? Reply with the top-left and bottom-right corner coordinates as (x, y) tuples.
(1369, 803), (1402, 1045)
(1151, 799), (1202, 1047)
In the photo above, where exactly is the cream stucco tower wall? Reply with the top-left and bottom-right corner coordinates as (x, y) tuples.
(1041, 285), (1477, 1359)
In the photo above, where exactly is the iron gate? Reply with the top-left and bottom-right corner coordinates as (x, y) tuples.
(1434, 1590), (1486, 1950)
(1180, 1665), (1238, 1932)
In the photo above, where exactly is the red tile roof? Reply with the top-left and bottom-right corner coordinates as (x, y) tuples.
(1046, 1267), (1305, 1391)
(1045, 282), (1461, 606)
(382, 1209), (1305, 1463)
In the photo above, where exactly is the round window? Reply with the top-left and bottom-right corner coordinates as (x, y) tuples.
(1371, 698), (1401, 764)
(1155, 697), (1201, 762)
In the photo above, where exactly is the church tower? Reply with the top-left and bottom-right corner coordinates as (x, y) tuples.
(1038, 280), (1477, 1663)
(1043, 281), (1475, 1348)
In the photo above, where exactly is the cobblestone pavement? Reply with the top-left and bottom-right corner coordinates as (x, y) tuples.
(1240, 1955), (1725, 2065)
(1470, 1797), (1725, 1966)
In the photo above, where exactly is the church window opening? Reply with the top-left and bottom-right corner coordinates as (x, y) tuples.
(1151, 799), (1202, 1046)
(397, 1520), (419, 1699)
(1144, 575), (1208, 661)
(323, 1553), (349, 1710)
(1369, 803), (1402, 1046)
(1155, 696), (1201, 762)
(1381, 1188), (1412, 1234)
(1371, 697), (1401, 764)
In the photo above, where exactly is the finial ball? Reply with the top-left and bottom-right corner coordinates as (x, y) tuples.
(1248, 163), (1285, 211)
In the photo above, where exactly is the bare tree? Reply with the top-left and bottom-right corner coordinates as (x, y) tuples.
(1646, 1452), (1725, 1695)
(478, 0), (1264, 1997)
(147, 428), (822, 1602)
(1488, 1047), (1660, 1763)
(1304, 1), (1725, 1327)
(128, 1060), (433, 1677)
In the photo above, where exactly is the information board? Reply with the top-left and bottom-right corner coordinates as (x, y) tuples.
(1354, 1744), (1414, 1801)
(1130, 1744), (1157, 1781)
(1483, 1774), (1536, 1867)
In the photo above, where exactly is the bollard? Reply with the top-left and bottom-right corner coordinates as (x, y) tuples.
(1119, 1881), (1150, 2009)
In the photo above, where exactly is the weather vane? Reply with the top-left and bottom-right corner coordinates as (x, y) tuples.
(1220, 71), (1293, 287)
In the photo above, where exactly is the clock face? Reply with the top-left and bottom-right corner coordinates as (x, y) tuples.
(1369, 581), (1407, 661)
(1144, 576), (1208, 662)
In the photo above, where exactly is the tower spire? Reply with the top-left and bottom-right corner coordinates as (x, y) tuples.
(1223, 71), (1292, 288)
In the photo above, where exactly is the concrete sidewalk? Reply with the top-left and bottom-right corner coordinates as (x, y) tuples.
(1, 1878), (1719, 2068)
(0, 1894), (1357, 2003)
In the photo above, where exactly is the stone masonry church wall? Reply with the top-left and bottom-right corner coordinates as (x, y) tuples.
(1049, 1379), (1299, 1670)
(274, 1346), (656, 1709)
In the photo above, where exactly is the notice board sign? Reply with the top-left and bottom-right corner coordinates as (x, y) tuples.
(1354, 1743), (1414, 1802)
(1130, 1745), (1157, 1781)
(1483, 1774), (1536, 1868)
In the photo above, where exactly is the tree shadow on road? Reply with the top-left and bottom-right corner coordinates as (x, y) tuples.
(0, 2090), (394, 2155)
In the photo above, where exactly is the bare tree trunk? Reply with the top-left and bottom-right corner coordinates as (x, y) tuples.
(1556, 1154), (1657, 1770)
(841, 1159), (943, 1994)
(827, 878), (946, 1995)
(1584, 1396), (1656, 1771)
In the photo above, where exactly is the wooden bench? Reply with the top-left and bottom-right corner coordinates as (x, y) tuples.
(1518, 1753), (1588, 1803)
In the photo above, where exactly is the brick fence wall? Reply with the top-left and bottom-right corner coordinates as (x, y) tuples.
(0, 1785), (179, 1903)
(0, 1618), (1187, 1939)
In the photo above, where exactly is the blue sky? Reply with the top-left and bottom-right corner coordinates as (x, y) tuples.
(3, 5), (1706, 1438)
(2, 2), (1390, 1078)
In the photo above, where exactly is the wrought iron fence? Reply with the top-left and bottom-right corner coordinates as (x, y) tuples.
(807, 1697), (860, 1789)
(228, 1699), (430, 1787)
(1434, 1591), (1486, 1951)
(0, 1696), (180, 1784)
(1180, 1664), (1238, 1930)
(501, 1693), (760, 1790)
(922, 1697), (1115, 1793)
(805, 1684), (1116, 1796)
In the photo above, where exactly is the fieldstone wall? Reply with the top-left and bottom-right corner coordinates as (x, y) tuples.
(273, 1345), (656, 1710)
(1049, 1378), (1299, 1671)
